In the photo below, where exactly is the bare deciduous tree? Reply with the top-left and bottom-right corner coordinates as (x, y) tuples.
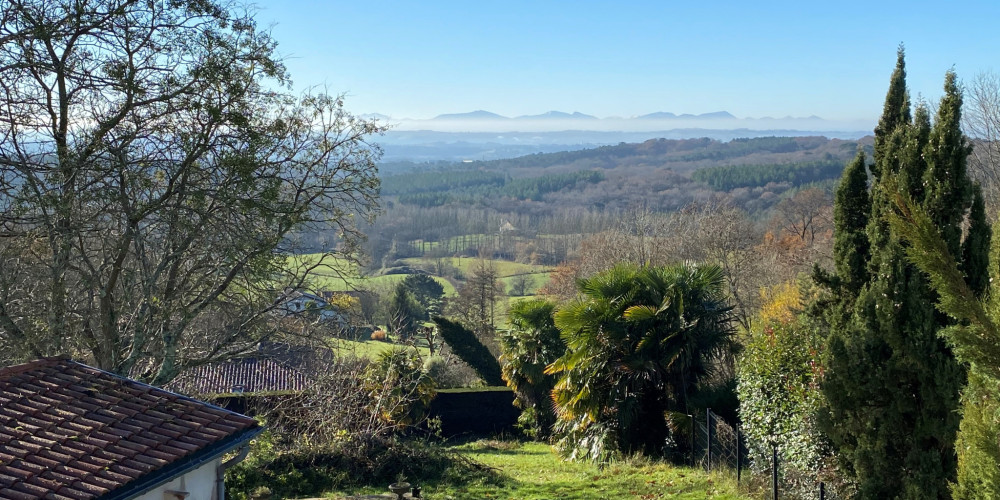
(447, 257), (505, 354)
(553, 201), (777, 330)
(665, 203), (773, 330)
(775, 188), (833, 244)
(0, 0), (385, 383)
(965, 71), (1000, 210)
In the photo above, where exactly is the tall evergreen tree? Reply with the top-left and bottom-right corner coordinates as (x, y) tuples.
(962, 185), (991, 297)
(819, 50), (977, 499)
(833, 150), (870, 294)
(923, 71), (973, 257)
(886, 184), (998, 498)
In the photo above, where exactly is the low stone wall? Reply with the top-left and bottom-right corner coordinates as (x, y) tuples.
(428, 387), (519, 438)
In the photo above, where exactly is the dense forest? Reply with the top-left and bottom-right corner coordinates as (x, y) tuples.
(327, 135), (867, 268)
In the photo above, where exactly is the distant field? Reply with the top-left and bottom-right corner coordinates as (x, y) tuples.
(398, 256), (552, 278)
(310, 273), (458, 296)
(287, 254), (552, 301)
(288, 253), (357, 276)
(329, 338), (431, 360)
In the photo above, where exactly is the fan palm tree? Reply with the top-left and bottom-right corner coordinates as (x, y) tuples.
(500, 298), (564, 440)
(546, 263), (735, 459)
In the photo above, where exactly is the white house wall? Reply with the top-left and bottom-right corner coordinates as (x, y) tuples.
(133, 458), (220, 500)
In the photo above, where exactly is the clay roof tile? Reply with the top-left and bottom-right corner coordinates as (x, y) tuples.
(0, 357), (259, 499)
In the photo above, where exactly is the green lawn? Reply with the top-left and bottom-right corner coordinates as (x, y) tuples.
(327, 441), (748, 500)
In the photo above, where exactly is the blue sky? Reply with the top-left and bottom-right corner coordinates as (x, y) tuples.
(254, 0), (1000, 125)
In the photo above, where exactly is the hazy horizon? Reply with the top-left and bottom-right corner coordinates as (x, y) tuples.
(376, 112), (875, 133)
(252, 0), (999, 127)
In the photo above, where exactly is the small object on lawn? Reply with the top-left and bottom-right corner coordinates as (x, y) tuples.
(412, 485), (421, 498)
(388, 481), (411, 500)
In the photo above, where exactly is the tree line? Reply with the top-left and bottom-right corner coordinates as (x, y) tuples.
(393, 170), (605, 207)
(691, 158), (848, 190)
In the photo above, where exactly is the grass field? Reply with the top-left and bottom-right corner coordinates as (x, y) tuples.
(289, 253), (358, 276)
(500, 272), (551, 296)
(328, 440), (748, 500)
(399, 256), (552, 278)
(293, 255), (552, 299)
(309, 273), (458, 297)
(284, 253), (556, 331)
(328, 338), (431, 360)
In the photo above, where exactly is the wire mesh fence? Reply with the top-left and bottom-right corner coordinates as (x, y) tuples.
(688, 409), (850, 500)
(693, 408), (742, 473)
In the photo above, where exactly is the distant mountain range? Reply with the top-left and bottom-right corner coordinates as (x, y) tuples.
(426, 110), (743, 121)
(517, 111), (599, 120)
(432, 110), (509, 120)
(359, 109), (849, 128)
(357, 109), (874, 161)
(635, 111), (736, 120)
(356, 109), (865, 135)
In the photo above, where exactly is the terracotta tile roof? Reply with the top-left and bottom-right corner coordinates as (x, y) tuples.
(166, 357), (311, 395)
(0, 357), (261, 500)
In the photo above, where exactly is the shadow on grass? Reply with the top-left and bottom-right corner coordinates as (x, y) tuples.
(459, 446), (549, 456)
(420, 479), (612, 500)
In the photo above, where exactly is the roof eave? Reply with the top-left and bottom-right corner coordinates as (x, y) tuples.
(96, 425), (264, 500)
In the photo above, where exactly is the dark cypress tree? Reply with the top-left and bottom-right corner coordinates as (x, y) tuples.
(866, 48), (914, 253)
(833, 150), (870, 294)
(870, 45), (911, 179)
(923, 71), (973, 258)
(963, 185), (991, 297)
(902, 104), (932, 203)
(820, 51), (977, 499)
(432, 317), (504, 386)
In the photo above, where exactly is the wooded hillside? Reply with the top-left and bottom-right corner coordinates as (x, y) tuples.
(337, 135), (867, 268)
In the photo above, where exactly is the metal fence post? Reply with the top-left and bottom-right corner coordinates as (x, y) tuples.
(689, 414), (695, 467)
(772, 445), (779, 500)
(706, 408), (712, 472)
(819, 482), (825, 500)
(736, 424), (741, 484)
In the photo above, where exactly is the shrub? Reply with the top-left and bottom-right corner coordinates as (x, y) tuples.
(363, 347), (437, 428)
(226, 435), (498, 499)
(423, 355), (470, 389)
(225, 352), (478, 500)
(424, 348), (485, 388)
(737, 281), (842, 495)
